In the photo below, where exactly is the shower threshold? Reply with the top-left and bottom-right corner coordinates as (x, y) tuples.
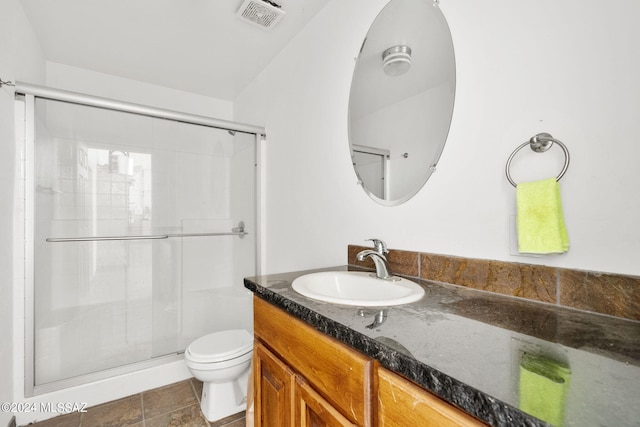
(30, 352), (184, 397)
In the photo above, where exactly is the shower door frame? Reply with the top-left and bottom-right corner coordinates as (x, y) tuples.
(17, 82), (265, 397)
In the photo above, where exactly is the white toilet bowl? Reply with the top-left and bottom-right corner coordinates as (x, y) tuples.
(184, 329), (253, 422)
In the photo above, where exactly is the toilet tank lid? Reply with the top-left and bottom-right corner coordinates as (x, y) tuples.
(187, 329), (253, 362)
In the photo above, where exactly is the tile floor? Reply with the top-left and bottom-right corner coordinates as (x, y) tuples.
(23, 379), (246, 427)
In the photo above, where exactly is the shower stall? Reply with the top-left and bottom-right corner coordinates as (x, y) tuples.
(16, 83), (263, 396)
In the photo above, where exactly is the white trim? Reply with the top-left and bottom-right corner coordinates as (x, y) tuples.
(256, 134), (266, 276)
(23, 94), (35, 398)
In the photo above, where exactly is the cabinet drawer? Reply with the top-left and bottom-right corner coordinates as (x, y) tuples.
(254, 297), (373, 426)
(377, 367), (486, 426)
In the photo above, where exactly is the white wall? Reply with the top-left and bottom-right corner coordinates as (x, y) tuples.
(235, 0), (640, 277)
(0, 0), (45, 425)
(46, 62), (234, 120)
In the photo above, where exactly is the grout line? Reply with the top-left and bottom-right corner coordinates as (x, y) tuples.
(140, 392), (145, 427)
(188, 378), (210, 426)
(556, 268), (562, 305)
(190, 378), (201, 403)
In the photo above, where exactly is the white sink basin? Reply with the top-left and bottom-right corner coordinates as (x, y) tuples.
(291, 271), (424, 307)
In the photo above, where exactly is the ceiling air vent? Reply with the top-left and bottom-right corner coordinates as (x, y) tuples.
(236, 0), (285, 30)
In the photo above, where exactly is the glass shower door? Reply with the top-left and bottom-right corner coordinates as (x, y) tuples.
(32, 98), (256, 388)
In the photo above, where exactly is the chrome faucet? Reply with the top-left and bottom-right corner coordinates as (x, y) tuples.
(367, 238), (388, 255)
(356, 238), (395, 280)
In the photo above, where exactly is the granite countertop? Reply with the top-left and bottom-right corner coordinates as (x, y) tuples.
(244, 266), (640, 427)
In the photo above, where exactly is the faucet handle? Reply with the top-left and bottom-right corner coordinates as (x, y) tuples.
(366, 238), (389, 255)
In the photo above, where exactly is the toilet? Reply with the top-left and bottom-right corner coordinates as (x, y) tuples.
(184, 329), (254, 422)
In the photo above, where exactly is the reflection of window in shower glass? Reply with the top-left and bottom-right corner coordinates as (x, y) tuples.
(352, 145), (389, 199)
(86, 149), (152, 230)
(85, 148), (152, 286)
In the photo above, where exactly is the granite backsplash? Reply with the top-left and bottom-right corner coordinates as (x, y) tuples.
(348, 245), (640, 321)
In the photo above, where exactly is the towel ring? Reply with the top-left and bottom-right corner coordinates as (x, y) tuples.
(505, 132), (570, 187)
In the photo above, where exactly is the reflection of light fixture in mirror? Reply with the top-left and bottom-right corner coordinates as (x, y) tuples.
(382, 45), (412, 76)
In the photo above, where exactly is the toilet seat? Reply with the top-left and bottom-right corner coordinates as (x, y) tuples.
(186, 329), (253, 363)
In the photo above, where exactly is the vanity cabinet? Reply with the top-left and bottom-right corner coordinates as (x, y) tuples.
(376, 366), (485, 426)
(252, 296), (486, 427)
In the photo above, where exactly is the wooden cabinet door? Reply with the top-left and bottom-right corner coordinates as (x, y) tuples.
(294, 376), (357, 427)
(254, 297), (373, 426)
(254, 342), (294, 427)
(377, 367), (486, 427)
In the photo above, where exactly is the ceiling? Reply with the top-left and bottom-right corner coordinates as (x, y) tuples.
(20, 0), (330, 101)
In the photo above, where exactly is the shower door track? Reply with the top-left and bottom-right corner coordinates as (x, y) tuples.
(18, 82), (265, 397)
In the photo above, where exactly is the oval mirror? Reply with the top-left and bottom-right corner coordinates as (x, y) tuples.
(348, 0), (456, 205)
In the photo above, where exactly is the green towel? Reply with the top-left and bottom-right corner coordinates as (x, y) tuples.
(519, 353), (571, 426)
(516, 178), (569, 254)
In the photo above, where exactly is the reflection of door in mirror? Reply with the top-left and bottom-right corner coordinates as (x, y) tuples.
(348, 0), (455, 206)
(353, 145), (390, 200)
